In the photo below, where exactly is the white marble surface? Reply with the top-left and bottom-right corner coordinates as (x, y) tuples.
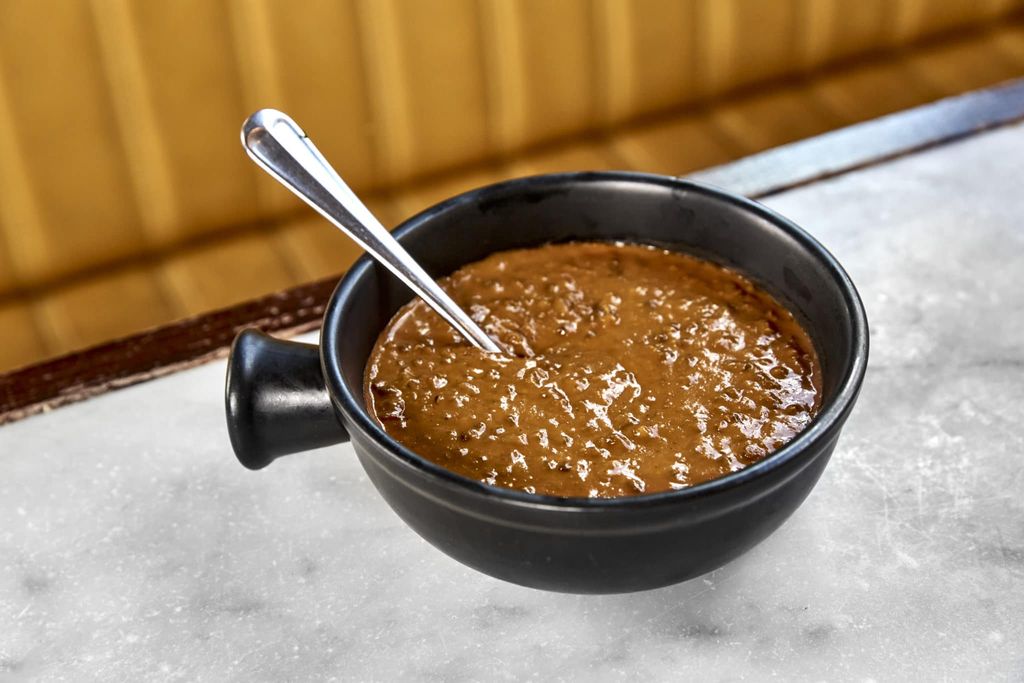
(3, 125), (1024, 681)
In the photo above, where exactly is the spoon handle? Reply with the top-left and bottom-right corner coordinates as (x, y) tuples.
(241, 109), (501, 353)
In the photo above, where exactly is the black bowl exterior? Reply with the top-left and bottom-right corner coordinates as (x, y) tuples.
(347, 424), (842, 593)
(310, 173), (869, 593)
(226, 329), (350, 470)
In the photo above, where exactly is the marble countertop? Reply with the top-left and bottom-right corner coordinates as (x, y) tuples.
(3, 124), (1024, 681)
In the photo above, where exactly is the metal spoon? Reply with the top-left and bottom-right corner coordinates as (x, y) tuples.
(241, 109), (502, 353)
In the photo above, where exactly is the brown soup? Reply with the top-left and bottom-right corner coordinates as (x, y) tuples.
(364, 242), (821, 498)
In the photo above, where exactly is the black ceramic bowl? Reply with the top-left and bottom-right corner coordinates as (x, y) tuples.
(226, 172), (868, 594)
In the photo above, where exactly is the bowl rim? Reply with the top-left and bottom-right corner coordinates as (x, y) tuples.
(321, 171), (869, 511)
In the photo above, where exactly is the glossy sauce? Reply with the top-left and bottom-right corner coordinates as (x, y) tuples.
(365, 242), (821, 498)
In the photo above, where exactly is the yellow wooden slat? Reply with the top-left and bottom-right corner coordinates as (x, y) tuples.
(356, 0), (490, 185)
(273, 219), (366, 284)
(808, 59), (943, 125)
(274, 195), (404, 282)
(0, 301), (50, 372)
(0, 59), (35, 295)
(109, 0), (262, 244)
(984, 0), (1024, 16)
(90, 0), (181, 246)
(799, 0), (889, 70)
(595, 0), (698, 123)
(392, 167), (506, 220)
(696, 0), (802, 97)
(235, 0), (378, 202)
(907, 32), (1024, 96)
(992, 24), (1024, 65)
(593, 0), (633, 126)
(613, 114), (740, 176)
(508, 140), (623, 176)
(0, 0), (146, 285)
(224, 0), (292, 217)
(889, 0), (1021, 45)
(37, 267), (177, 354)
(480, 0), (597, 151)
(159, 233), (298, 316)
(709, 87), (845, 155)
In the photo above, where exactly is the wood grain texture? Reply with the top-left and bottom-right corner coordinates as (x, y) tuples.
(159, 233), (299, 316)
(0, 0), (147, 285)
(708, 86), (846, 153)
(37, 266), (177, 354)
(807, 59), (943, 125)
(612, 114), (741, 175)
(0, 303), (48, 371)
(3, 78), (1024, 426)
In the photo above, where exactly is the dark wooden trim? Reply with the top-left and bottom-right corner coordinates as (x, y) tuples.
(0, 278), (338, 425)
(3, 77), (1024, 426)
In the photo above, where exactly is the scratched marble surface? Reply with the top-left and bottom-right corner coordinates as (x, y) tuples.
(2, 124), (1024, 681)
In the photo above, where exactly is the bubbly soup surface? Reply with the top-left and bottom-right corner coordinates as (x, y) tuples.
(365, 242), (821, 498)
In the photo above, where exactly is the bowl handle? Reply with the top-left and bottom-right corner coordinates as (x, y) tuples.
(225, 328), (350, 470)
